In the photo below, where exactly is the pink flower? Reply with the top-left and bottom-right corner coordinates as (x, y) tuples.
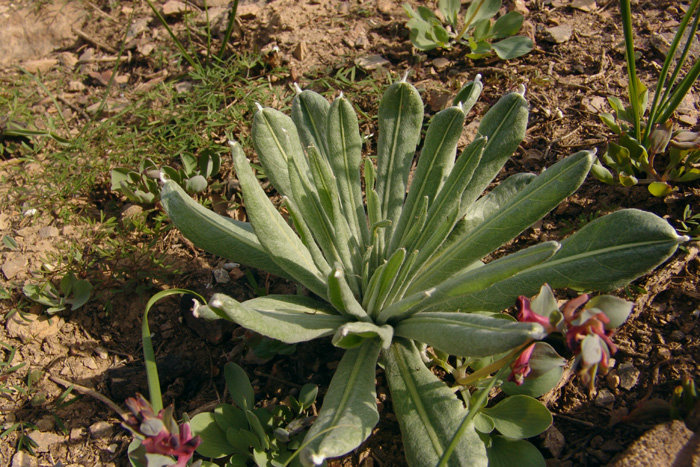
(508, 343), (536, 385)
(516, 296), (554, 332)
(124, 394), (201, 467)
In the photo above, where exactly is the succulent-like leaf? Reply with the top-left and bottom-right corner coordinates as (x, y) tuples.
(332, 321), (393, 349)
(481, 395), (552, 439)
(385, 339), (488, 467)
(204, 294), (347, 343)
(395, 312), (543, 357)
(232, 143), (327, 298)
(301, 339), (381, 465)
(452, 74), (483, 111)
(160, 180), (290, 279)
(327, 268), (369, 321)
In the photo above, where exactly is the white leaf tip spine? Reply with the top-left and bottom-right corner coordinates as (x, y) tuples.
(517, 84), (526, 96)
(293, 82), (302, 94)
(678, 234), (691, 243)
(401, 70), (410, 82)
(334, 270), (343, 278)
(255, 102), (263, 111)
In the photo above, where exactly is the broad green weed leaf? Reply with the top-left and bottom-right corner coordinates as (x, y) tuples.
(481, 395), (552, 439)
(191, 412), (235, 458)
(492, 36), (534, 60)
(492, 11), (524, 38)
(487, 436), (545, 467)
(224, 363), (255, 411)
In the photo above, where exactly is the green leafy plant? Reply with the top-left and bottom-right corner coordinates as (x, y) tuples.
(112, 150), (221, 205)
(592, 0), (700, 196)
(404, 0), (533, 59)
(189, 363), (318, 466)
(161, 77), (686, 465)
(22, 272), (92, 315)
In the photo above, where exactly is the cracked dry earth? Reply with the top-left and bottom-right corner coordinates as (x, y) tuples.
(1, 0), (699, 466)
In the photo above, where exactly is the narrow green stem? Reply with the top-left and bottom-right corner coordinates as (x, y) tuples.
(438, 364), (514, 466)
(455, 0), (486, 42)
(218, 0), (240, 60)
(144, 0), (200, 70)
(619, 0), (641, 141)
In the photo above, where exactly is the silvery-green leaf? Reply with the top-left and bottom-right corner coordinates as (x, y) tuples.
(160, 180), (289, 279)
(452, 75), (483, 112)
(332, 321), (393, 349)
(375, 81), (424, 242)
(445, 209), (685, 312)
(394, 312), (542, 357)
(327, 95), (369, 245)
(185, 174), (208, 193)
(291, 89), (330, 159)
(463, 0), (501, 28)
(205, 294), (347, 343)
(391, 106), (466, 251)
(412, 151), (594, 291)
(364, 248), (406, 316)
(379, 241), (559, 322)
(530, 284), (559, 319)
(301, 339), (381, 465)
(251, 107), (308, 198)
(385, 339), (487, 467)
(284, 196), (332, 276)
(502, 342), (566, 398)
(458, 91), (529, 217)
(232, 144), (327, 298)
(327, 268), (369, 321)
(585, 295), (633, 328)
(224, 363), (255, 411)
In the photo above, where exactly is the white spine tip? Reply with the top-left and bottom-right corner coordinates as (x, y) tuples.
(334, 270), (343, 278)
(456, 101), (464, 111)
(401, 70), (410, 82)
(255, 102), (263, 111)
(293, 82), (302, 94)
(475, 73), (482, 80)
(517, 84), (526, 96)
(159, 170), (167, 184)
(338, 91), (344, 99)
(228, 140), (237, 147)
(678, 235), (691, 243)
(210, 299), (223, 309)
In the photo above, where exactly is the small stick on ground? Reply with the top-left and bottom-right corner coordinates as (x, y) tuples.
(73, 29), (118, 54)
(553, 412), (597, 427)
(49, 374), (130, 422)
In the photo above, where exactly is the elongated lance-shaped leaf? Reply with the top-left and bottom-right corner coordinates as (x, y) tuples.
(284, 196), (332, 277)
(300, 339), (381, 465)
(232, 143), (327, 298)
(385, 339), (488, 467)
(443, 209), (687, 312)
(405, 136), (486, 256)
(332, 321), (393, 350)
(160, 180), (290, 279)
(390, 106), (467, 252)
(288, 155), (344, 269)
(375, 81), (424, 243)
(410, 151), (594, 292)
(327, 268), (370, 322)
(327, 95), (370, 246)
(381, 248), (419, 307)
(462, 172), (536, 234)
(201, 294), (348, 343)
(395, 312), (543, 357)
(363, 248), (406, 317)
(452, 74), (483, 112)
(457, 90), (529, 217)
(365, 159), (385, 271)
(435, 173), (536, 262)
(291, 88), (330, 159)
(377, 242), (560, 323)
(251, 107), (307, 199)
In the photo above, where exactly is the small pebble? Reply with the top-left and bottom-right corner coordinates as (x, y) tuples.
(595, 388), (615, 407)
(212, 267), (230, 283)
(657, 347), (671, 359)
(669, 330), (685, 341)
(617, 363), (640, 390)
(607, 372), (620, 389)
(89, 420), (113, 438)
(11, 451), (38, 467)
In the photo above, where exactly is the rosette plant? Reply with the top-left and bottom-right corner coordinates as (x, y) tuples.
(161, 77), (686, 465)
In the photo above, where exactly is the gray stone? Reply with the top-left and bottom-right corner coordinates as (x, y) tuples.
(38, 226), (59, 239)
(6, 313), (65, 343)
(595, 388), (615, 407)
(355, 54), (390, 71)
(89, 420), (114, 438)
(609, 420), (699, 466)
(617, 362), (640, 390)
(212, 267), (230, 283)
(27, 430), (64, 452)
(545, 25), (573, 44)
(544, 425), (566, 457)
(11, 451), (38, 467)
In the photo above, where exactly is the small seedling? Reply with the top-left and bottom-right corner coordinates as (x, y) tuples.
(22, 272), (92, 315)
(404, 0), (533, 60)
